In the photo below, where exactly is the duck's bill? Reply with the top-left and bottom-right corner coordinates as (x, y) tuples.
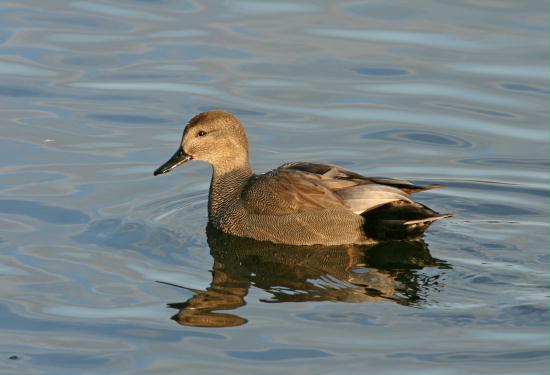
(154, 147), (192, 176)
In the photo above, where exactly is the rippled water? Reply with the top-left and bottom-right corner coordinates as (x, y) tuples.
(1, 0), (548, 374)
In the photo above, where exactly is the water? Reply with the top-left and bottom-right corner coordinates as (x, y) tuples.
(0, 0), (548, 374)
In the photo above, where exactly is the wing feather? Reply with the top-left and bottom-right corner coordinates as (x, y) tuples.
(242, 162), (433, 216)
(241, 169), (347, 215)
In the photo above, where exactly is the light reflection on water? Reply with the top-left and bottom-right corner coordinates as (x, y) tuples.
(165, 226), (449, 328)
(0, 0), (548, 374)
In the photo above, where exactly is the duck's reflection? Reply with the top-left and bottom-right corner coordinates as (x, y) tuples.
(167, 225), (449, 328)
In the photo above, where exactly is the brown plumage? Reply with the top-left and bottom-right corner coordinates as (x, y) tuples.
(154, 110), (451, 245)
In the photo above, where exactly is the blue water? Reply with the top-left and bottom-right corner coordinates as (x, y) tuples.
(0, 1), (548, 374)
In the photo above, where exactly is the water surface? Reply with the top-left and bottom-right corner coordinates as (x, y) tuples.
(0, 0), (548, 374)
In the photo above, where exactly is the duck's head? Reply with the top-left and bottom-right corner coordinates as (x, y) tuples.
(154, 110), (249, 176)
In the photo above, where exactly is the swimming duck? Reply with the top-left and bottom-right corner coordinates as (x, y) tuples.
(154, 110), (450, 246)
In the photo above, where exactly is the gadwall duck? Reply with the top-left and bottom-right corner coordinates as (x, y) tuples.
(154, 110), (450, 246)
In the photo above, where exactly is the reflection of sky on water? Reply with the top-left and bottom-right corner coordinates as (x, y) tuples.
(0, 0), (548, 373)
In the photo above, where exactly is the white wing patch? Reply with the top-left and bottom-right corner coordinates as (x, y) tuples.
(337, 184), (413, 214)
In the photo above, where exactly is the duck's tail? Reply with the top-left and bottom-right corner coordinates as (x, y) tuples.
(403, 213), (452, 226)
(362, 201), (451, 241)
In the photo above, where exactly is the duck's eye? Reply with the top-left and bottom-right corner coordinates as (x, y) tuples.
(197, 130), (207, 137)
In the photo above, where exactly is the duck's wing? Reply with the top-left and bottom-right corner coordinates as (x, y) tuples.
(241, 168), (349, 215)
(281, 162), (441, 194)
(242, 162), (418, 215)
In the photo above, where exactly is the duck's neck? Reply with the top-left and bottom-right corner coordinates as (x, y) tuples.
(208, 163), (253, 222)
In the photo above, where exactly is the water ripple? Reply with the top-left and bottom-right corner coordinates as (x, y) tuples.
(68, 82), (222, 96)
(0, 0), (547, 373)
(358, 83), (535, 109)
(235, 97), (546, 142)
(354, 67), (408, 76)
(48, 34), (133, 43)
(308, 28), (483, 49)
(87, 114), (172, 125)
(501, 83), (549, 95)
(150, 30), (207, 38)
(0, 199), (90, 224)
(364, 129), (472, 148)
(388, 349), (549, 363)
(450, 63), (549, 80)
(230, 1), (318, 14)
(227, 348), (331, 361)
(71, 1), (171, 21)
(0, 60), (56, 77)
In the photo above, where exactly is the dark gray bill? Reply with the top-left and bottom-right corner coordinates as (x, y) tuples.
(154, 147), (191, 176)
